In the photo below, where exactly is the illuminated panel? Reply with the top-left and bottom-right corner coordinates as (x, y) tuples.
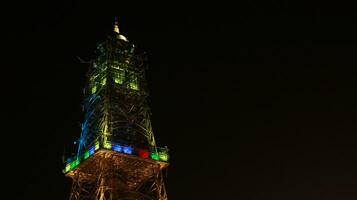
(129, 77), (139, 90)
(123, 146), (133, 154)
(114, 70), (125, 84)
(95, 141), (100, 150)
(137, 149), (150, 158)
(112, 143), (123, 152)
(104, 141), (112, 149)
(101, 78), (106, 86)
(159, 152), (169, 161)
(65, 164), (70, 173)
(84, 151), (90, 159)
(89, 146), (95, 155)
(70, 158), (80, 169)
(150, 153), (160, 160)
(91, 85), (97, 94)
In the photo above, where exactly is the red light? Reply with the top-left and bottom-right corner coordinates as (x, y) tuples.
(137, 149), (150, 158)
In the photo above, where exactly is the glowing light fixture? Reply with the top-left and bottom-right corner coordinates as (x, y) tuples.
(70, 158), (80, 169)
(129, 78), (138, 90)
(95, 141), (100, 150)
(112, 144), (122, 152)
(89, 147), (95, 155)
(159, 152), (169, 161)
(104, 141), (112, 149)
(114, 70), (124, 84)
(150, 153), (160, 160)
(65, 164), (70, 173)
(137, 149), (150, 158)
(84, 151), (90, 159)
(91, 85), (97, 94)
(101, 78), (106, 86)
(114, 21), (120, 33)
(123, 146), (133, 154)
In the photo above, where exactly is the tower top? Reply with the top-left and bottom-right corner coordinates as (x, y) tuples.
(114, 17), (120, 34)
(113, 17), (128, 42)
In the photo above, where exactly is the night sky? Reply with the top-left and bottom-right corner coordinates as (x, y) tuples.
(2, 1), (357, 199)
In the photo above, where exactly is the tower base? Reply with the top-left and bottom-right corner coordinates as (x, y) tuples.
(67, 149), (168, 200)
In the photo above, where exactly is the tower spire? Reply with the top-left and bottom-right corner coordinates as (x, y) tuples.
(113, 17), (128, 41)
(114, 17), (120, 34)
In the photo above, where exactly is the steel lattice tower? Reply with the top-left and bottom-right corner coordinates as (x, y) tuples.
(63, 20), (169, 200)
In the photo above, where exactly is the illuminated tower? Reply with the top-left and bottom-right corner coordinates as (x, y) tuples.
(63, 20), (169, 200)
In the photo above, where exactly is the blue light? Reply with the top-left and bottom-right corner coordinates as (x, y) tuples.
(89, 146), (95, 155)
(112, 144), (122, 152)
(123, 146), (133, 154)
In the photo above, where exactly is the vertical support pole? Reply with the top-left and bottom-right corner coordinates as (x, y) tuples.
(69, 172), (81, 200)
(157, 170), (168, 200)
(95, 153), (113, 200)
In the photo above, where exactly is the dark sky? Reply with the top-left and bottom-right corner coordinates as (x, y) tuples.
(2, 1), (357, 199)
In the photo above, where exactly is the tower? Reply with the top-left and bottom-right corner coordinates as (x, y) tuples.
(63, 20), (169, 200)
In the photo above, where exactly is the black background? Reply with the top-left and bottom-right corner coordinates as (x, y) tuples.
(2, 1), (357, 199)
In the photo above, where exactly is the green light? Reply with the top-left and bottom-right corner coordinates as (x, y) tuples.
(70, 158), (80, 169)
(70, 161), (76, 169)
(150, 153), (160, 160)
(91, 85), (97, 94)
(84, 151), (90, 159)
(95, 141), (100, 150)
(104, 141), (111, 149)
(114, 76), (124, 84)
(129, 80), (138, 90)
(101, 78), (106, 86)
(159, 152), (169, 161)
(112, 63), (122, 70)
(114, 70), (124, 84)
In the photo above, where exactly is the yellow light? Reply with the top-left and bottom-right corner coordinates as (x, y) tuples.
(114, 25), (120, 34)
(129, 79), (138, 90)
(104, 141), (111, 149)
(91, 85), (97, 94)
(101, 78), (106, 86)
(159, 152), (169, 161)
(114, 70), (124, 84)
(65, 164), (70, 172)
